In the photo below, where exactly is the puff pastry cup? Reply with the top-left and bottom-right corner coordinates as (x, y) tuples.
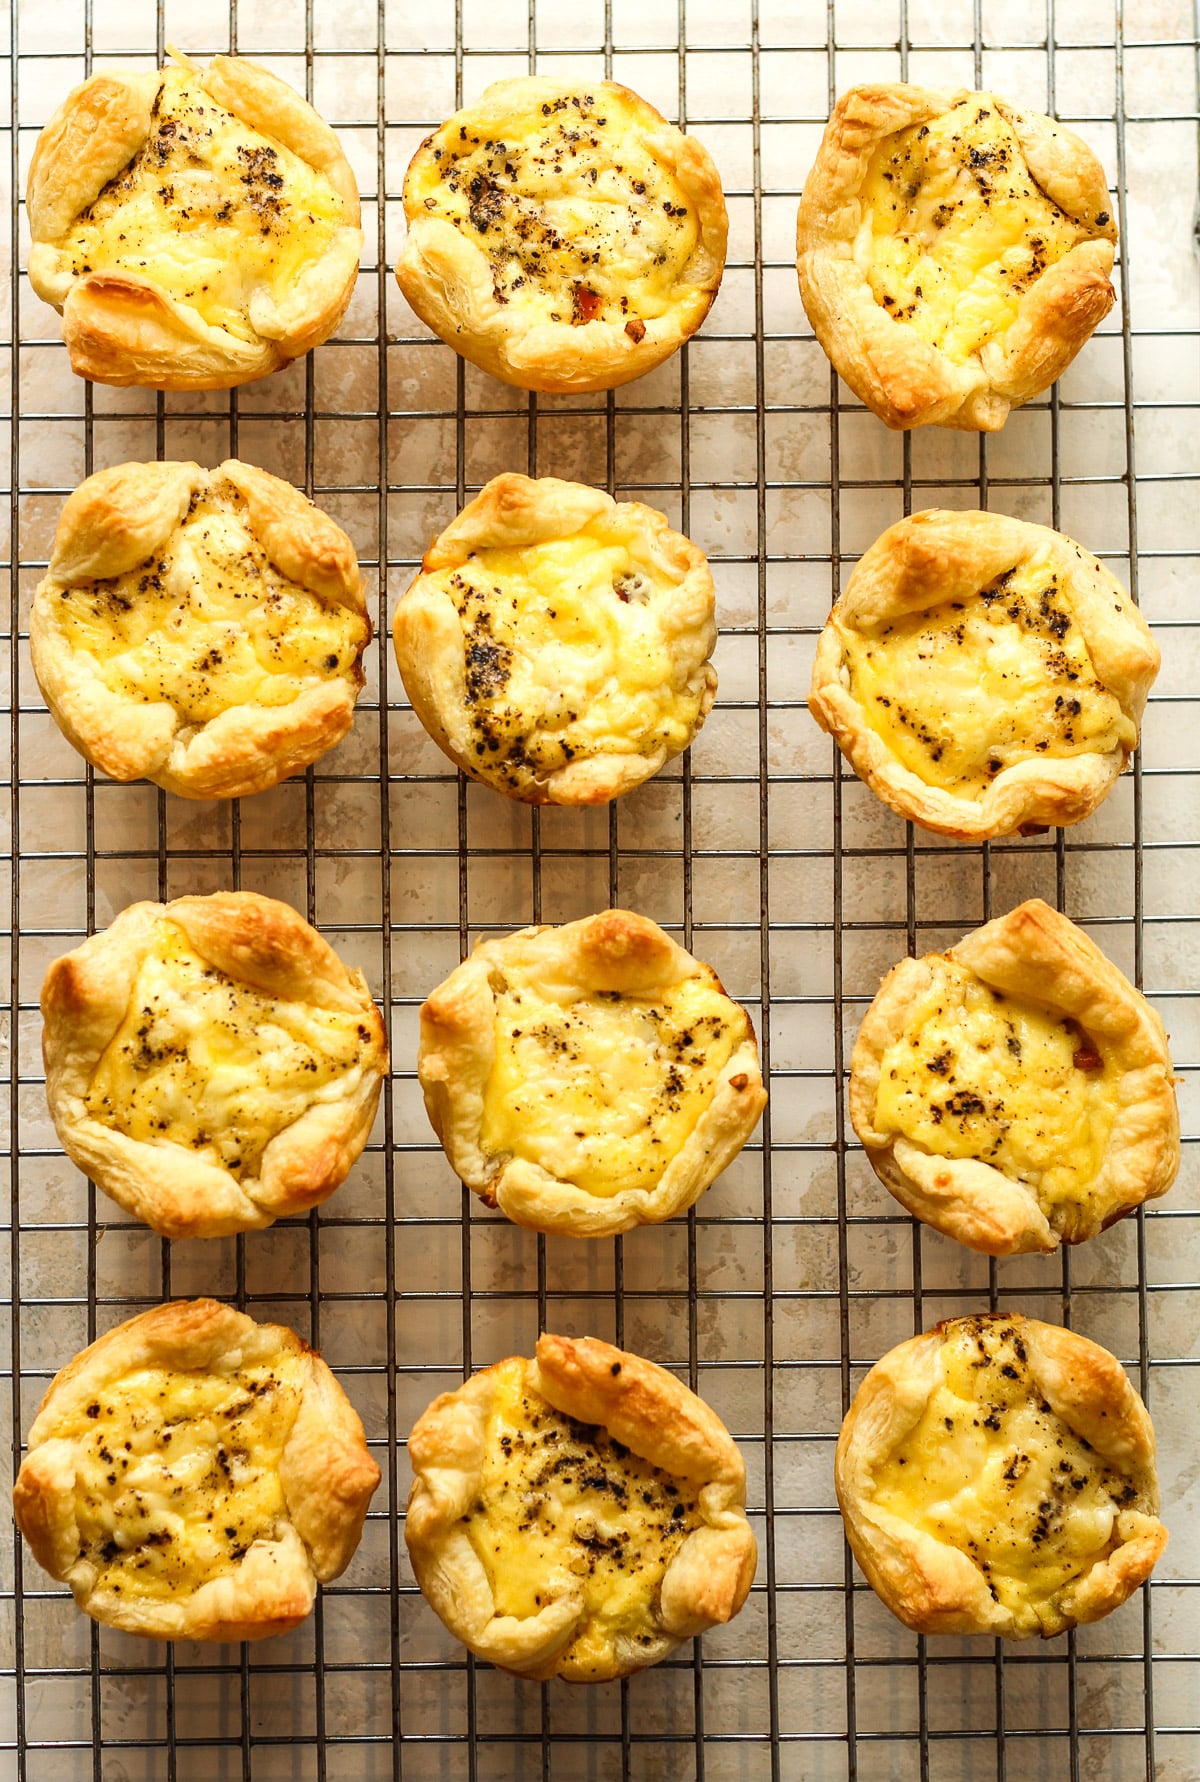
(809, 510), (1159, 840)
(796, 85), (1118, 430)
(418, 909), (767, 1238)
(30, 460), (372, 801)
(42, 892), (389, 1240)
(27, 53), (362, 389)
(396, 77), (727, 393)
(849, 900), (1179, 1258)
(394, 474), (718, 806)
(13, 1299), (380, 1642)
(836, 1313), (1167, 1639)
(405, 1333), (757, 1681)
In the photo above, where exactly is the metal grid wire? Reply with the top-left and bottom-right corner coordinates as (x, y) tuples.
(3, 0), (1199, 1775)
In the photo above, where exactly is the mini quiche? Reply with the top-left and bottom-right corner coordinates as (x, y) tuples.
(42, 892), (389, 1240)
(836, 1314), (1167, 1639)
(396, 77), (727, 393)
(30, 459), (372, 801)
(796, 85), (1117, 430)
(394, 474), (717, 806)
(13, 1299), (380, 1642)
(850, 901), (1179, 1257)
(809, 509), (1159, 840)
(406, 1333), (756, 1681)
(27, 53), (362, 389)
(418, 909), (767, 1238)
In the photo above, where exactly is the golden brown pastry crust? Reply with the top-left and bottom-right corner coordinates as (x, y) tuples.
(849, 900), (1179, 1255)
(835, 1314), (1167, 1639)
(405, 1333), (756, 1680)
(396, 78), (727, 393)
(796, 85), (1117, 430)
(42, 892), (389, 1239)
(30, 459), (371, 800)
(394, 474), (717, 806)
(418, 909), (767, 1237)
(809, 509), (1159, 839)
(13, 1299), (380, 1642)
(28, 55), (362, 389)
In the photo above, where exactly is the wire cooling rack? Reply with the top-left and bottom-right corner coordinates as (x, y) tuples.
(4, 0), (1199, 1776)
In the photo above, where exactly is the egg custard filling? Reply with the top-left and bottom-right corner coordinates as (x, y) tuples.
(873, 957), (1113, 1216)
(407, 88), (700, 326)
(465, 1359), (700, 1678)
(436, 526), (707, 787)
(58, 68), (351, 342)
(49, 482), (368, 724)
(480, 954), (746, 1198)
(857, 97), (1096, 363)
(872, 1319), (1143, 1632)
(84, 918), (376, 1178)
(842, 556), (1132, 796)
(69, 1353), (304, 1603)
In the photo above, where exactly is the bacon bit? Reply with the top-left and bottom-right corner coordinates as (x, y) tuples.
(728, 1073), (749, 1091)
(1018, 821), (1050, 837)
(1073, 1046), (1103, 1072)
(624, 317), (646, 343)
(572, 284), (602, 323)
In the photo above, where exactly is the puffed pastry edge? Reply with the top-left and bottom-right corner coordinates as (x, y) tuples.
(404, 1332), (758, 1679)
(396, 76), (727, 393)
(795, 84), (1118, 431)
(27, 53), (363, 389)
(808, 508), (1160, 839)
(417, 909), (767, 1237)
(834, 1313), (1168, 1638)
(848, 899), (1180, 1256)
(394, 472), (718, 806)
(41, 892), (390, 1240)
(12, 1298), (380, 1641)
(30, 458), (371, 800)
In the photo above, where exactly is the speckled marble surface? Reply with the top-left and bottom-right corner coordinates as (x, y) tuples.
(1, 0), (1198, 1776)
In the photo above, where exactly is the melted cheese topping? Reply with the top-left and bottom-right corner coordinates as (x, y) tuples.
(69, 1355), (303, 1603)
(872, 1319), (1143, 1632)
(51, 485), (367, 722)
(432, 528), (706, 791)
(60, 68), (349, 340)
(85, 920), (374, 1178)
(873, 958), (1113, 1217)
(480, 958), (745, 1198)
(408, 88), (699, 324)
(467, 1359), (698, 1678)
(843, 557), (1133, 795)
(859, 98), (1098, 362)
